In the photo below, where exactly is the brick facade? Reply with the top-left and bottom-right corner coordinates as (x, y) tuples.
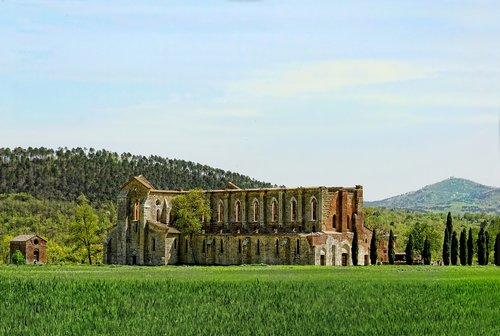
(105, 176), (372, 266)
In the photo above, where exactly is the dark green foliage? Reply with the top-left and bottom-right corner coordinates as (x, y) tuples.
(442, 229), (450, 265)
(477, 228), (486, 265)
(467, 228), (474, 265)
(495, 233), (500, 266)
(485, 231), (490, 265)
(0, 147), (273, 203)
(405, 234), (414, 265)
(11, 250), (24, 265)
(370, 229), (377, 265)
(351, 224), (358, 266)
(446, 212), (453, 237)
(459, 229), (467, 266)
(451, 231), (458, 265)
(388, 229), (395, 265)
(423, 237), (431, 265)
(171, 190), (211, 234)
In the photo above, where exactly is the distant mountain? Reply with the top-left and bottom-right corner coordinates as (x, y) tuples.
(0, 147), (274, 202)
(366, 177), (500, 215)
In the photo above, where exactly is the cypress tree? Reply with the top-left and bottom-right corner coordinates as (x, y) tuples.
(388, 229), (395, 265)
(477, 228), (485, 265)
(495, 233), (500, 266)
(446, 212), (453, 238)
(467, 228), (473, 265)
(405, 234), (414, 265)
(442, 229), (450, 265)
(485, 231), (490, 265)
(351, 224), (358, 266)
(451, 231), (458, 265)
(423, 237), (431, 265)
(370, 229), (378, 265)
(459, 228), (467, 266)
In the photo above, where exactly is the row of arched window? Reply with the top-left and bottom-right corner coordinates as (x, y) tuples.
(217, 198), (318, 223)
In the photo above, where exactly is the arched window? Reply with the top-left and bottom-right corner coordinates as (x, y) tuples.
(275, 239), (279, 255)
(220, 239), (224, 254)
(235, 201), (241, 222)
(156, 209), (161, 222)
(133, 200), (140, 221)
(290, 199), (297, 222)
(218, 202), (224, 223)
(238, 239), (242, 254)
(152, 238), (156, 252)
(296, 239), (300, 255)
(271, 199), (278, 222)
(311, 198), (318, 221)
(257, 239), (261, 255)
(252, 199), (259, 222)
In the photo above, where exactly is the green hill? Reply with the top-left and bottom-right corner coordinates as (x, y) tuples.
(366, 177), (500, 214)
(0, 147), (274, 202)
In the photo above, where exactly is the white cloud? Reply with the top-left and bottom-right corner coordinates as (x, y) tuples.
(226, 60), (431, 97)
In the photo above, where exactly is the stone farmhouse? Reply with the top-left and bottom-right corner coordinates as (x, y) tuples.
(10, 234), (47, 264)
(105, 176), (372, 266)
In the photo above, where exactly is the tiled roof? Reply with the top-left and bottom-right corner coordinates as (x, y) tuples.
(11, 234), (46, 242)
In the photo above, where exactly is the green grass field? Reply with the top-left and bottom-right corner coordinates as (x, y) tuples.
(0, 265), (499, 335)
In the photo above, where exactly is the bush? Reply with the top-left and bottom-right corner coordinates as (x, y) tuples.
(11, 250), (25, 265)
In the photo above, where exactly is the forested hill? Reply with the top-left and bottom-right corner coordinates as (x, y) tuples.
(366, 177), (500, 215)
(0, 147), (274, 202)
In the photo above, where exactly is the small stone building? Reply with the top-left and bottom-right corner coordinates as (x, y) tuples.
(105, 175), (373, 266)
(10, 235), (47, 264)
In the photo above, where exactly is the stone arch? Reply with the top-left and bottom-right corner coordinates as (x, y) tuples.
(320, 248), (326, 266)
(290, 197), (297, 223)
(217, 201), (224, 223)
(341, 243), (351, 266)
(271, 198), (278, 222)
(235, 200), (242, 222)
(252, 198), (260, 222)
(310, 197), (318, 221)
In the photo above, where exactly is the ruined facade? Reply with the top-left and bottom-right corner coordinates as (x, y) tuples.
(105, 176), (372, 266)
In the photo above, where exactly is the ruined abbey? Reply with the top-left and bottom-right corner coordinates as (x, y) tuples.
(104, 176), (373, 266)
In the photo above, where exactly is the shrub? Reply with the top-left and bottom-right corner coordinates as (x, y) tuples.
(12, 250), (25, 265)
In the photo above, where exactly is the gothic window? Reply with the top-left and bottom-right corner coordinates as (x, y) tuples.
(252, 199), (259, 222)
(271, 199), (278, 222)
(133, 200), (140, 221)
(311, 198), (318, 221)
(235, 200), (241, 222)
(218, 202), (224, 223)
(290, 199), (297, 223)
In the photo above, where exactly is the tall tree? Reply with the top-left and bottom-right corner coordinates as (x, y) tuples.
(485, 231), (490, 265)
(69, 194), (100, 265)
(423, 237), (431, 265)
(351, 223), (359, 266)
(495, 233), (500, 266)
(171, 189), (211, 263)
(446, 212), (453, 238)
(370, 229), (378, 265)
(459, 228), (467, 266)
(451, 231), (458, 265)
(405, 234), (414, 265)
(388, 229), (395, 265)
(442, 229), (450, 265)
(477, 228), (485, 265)
(467, 228), (474, 266)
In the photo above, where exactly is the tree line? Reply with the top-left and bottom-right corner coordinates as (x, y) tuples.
(0, 147), (274, 203)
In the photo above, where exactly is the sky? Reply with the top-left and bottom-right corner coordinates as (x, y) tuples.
(1, 0), (499, 201)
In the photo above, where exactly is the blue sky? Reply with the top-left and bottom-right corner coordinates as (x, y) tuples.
(1, 1), (499, 200)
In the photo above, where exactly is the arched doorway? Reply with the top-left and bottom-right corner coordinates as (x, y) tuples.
(33, 249), (39, 263)
(320, 249), (326, 266)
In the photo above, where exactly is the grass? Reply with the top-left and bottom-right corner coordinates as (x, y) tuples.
(0, 265), (499, 335)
